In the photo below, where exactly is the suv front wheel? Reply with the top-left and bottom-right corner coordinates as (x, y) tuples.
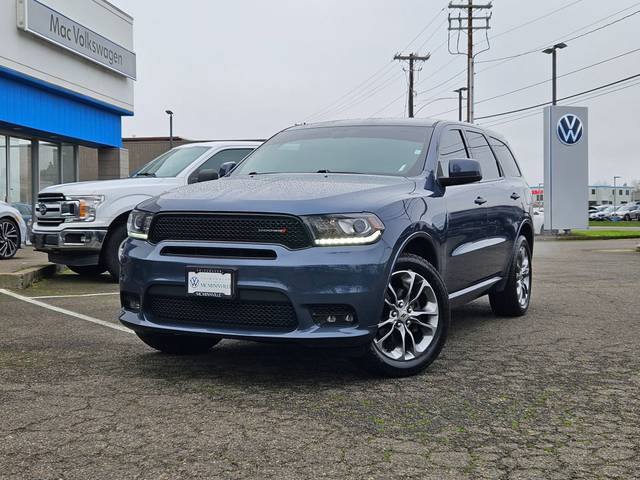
(355, 254), (450, 377)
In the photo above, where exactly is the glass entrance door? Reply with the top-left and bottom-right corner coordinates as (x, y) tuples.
(8, 137), (32, 205)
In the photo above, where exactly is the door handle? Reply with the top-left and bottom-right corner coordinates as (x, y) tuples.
(474, 196), (487, 205)
(510, 192), (521, 200)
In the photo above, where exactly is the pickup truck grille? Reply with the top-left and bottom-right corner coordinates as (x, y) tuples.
(148, 213), (313, 249)
(36, 193), (66, 226)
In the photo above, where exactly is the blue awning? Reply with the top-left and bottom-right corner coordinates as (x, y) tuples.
(0, 66), (132, 148)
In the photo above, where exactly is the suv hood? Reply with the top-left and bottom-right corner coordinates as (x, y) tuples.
(40, 177), (182, 199)
(141, 174), (421, 216)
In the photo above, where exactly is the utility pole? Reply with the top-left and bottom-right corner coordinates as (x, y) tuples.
(453, 87), (467, 122)
(394, 53), (431, 118)
(613, 176), (621, 210)
(448, 1), (492, 123)
(542, 43), (567, 105)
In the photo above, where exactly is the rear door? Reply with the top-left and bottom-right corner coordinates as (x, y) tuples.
(465, 130), (510, 279)
(439, 127), (488, 292)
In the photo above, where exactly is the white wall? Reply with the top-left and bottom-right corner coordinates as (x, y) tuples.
(0, 0), (134, 111)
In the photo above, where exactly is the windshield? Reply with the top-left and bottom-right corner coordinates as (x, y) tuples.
(233, 125), (433, 177)
(132, 146), (210, 178)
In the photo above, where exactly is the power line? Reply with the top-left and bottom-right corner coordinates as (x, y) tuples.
(475, 72), (640, 120)
(478, 5), (640, 64)
(480, 79), (640, 128)
(304, 3), (447, 122)
(424, 46), (640, 117)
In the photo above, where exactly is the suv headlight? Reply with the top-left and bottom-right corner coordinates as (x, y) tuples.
(66, 195), (104, 222)
(127, 210), (154, 240)
(303, 213), (384, 246)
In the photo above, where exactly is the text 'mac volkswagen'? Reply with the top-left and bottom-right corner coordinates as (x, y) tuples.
(119, 119), (534, 376)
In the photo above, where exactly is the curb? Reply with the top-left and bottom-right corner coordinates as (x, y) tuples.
(0, 264), (65, 289)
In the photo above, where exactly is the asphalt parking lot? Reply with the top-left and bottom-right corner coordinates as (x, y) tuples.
(1, 239), (639, 479)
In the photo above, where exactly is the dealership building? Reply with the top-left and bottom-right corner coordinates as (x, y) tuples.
(0, 0), (135, 210)
(530, 184), (637, 206)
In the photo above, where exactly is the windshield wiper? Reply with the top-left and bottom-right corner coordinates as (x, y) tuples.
(135, 172), (156, 177)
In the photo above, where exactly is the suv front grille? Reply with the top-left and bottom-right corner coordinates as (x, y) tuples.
(148, 214), (312, 249)
(146, 291), (298, 331)
(36, 193), (66, 226)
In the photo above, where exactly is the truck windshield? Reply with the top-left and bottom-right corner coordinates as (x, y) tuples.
(132, 146), (210, 178)
(233, 125), (433, 177)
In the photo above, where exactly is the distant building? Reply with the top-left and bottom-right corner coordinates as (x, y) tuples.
(530, 184), (636, 206)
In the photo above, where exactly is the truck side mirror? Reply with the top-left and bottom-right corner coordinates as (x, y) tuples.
(197, 169), (219, 183)
(218, 161), (237, 178)
(438, 158), (482, 187)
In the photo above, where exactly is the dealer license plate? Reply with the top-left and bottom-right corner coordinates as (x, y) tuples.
(185, 267), (236, 298)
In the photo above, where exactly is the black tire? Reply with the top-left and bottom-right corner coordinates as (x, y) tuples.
(0, 217), (20, 260)
(489, 235), (532, 317)
(102, 223), (127, 282)
(624, 214), (631, 221)
(136, 332), (221, 355)
(67, 264), (107, 276)
(354, 253), (450, 377)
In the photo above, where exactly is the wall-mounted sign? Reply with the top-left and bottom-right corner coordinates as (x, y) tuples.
(18, 0), (136, 79)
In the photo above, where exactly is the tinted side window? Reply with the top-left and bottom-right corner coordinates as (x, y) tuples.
(196, 148), (254, 174)
(438, 129), (468, 176)
(490, 137), (521, 177)
(466, 131), (501, 181)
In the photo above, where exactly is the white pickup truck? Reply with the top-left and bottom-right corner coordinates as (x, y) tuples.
(31, 141), (261, 280)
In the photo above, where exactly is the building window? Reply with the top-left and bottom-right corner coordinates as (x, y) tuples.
(619, 189), (623, 195)
(61, 144), (77, 184)
(626, 190), (630, 196)
(591, 189), (596, 195)
(39, 142), (61, 191)
(8, 137), (32, 204)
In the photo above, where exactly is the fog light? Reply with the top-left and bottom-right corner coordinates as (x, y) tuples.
(121, 292), (141, 312)
(311, 305), (357, 326)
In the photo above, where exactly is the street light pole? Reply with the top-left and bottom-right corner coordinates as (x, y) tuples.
(613, 176), (621, 210)
(453, 87), (468, 122)
(542, 43), (567, 105)
(165, 110), (174, 149)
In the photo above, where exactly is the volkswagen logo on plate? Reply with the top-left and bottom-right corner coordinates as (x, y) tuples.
(190, 276), (200, 288)
(557, 114), (583, 145)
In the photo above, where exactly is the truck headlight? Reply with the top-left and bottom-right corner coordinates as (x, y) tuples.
(303, 213), (384, 246)
(66, 195), (104, 222)
(127, 210), (154, 240)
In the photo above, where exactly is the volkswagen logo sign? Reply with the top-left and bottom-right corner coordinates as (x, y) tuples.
(189, 276), (200, 288)
(557, 114), (583, 145)
(38, 203), (48, 215)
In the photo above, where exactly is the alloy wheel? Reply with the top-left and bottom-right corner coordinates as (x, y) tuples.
(515, 245), (531, 308)
(374, 270), (439, 361)
(0, 220), (19, 259)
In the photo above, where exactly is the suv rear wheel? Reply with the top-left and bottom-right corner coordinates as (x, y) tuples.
(355, 253), (450, 377)
(136, 332), (221, 355)
(489, 235), (532, 316)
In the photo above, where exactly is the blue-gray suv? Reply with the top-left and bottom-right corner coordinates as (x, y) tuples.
(119, 119), (534, 376)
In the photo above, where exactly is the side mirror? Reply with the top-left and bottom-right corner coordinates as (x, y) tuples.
(218, 161), (237, 178)
(438, 158), (482, 187)
(196, 169), (219, 183)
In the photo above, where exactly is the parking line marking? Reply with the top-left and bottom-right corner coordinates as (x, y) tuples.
(0, 289), (133, 334)
(31, 292), (120, 299)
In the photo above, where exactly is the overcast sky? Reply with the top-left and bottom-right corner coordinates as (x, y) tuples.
(111, 0), (639, 186)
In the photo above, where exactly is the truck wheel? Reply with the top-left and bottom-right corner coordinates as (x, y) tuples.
(354, 253), (450, 377)
(136, 332), (221, 355)
(68, 265), (107, 276)
(0, 218), (20, 259)
(489, 235), (532, 317)
(103, 223), (127, 281)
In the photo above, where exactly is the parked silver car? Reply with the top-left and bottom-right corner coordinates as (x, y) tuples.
(0, 201), (28, 259)
(609, 203), (640, 221)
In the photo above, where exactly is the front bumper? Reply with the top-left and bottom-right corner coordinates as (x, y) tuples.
(31, 228), (107, 266)
(119, 238), (394, 346)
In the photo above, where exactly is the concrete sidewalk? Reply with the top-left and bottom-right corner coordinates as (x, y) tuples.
(0, 247), (63, 288)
